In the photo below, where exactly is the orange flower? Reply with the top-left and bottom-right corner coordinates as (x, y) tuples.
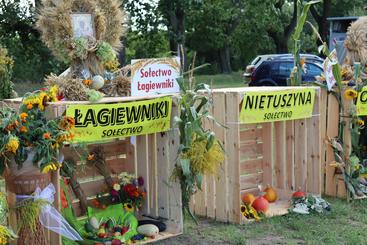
(83, 79), (93, 86)
(19, 112), (28, 123)
(59, 116), (75, 130)
(87, 154), (95, 161)
(43, 133), (51, 139)
(26, 103), (33, 110)
(19, 126), (27, 133)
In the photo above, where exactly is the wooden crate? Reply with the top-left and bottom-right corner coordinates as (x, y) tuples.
(190, 87), (322, 223)
(4, 95), (182, 244)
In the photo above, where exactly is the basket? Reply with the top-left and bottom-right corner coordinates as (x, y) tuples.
(4, 150), (51, 195)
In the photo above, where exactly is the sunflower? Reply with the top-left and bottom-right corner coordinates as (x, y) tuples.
(59, 116), (75, 130)
(357, 119), (365, 126)
(241, 204), (260, 221)
(49, 85), (59, 102)
(344, 89), (358, 100)
(42, 162), (62, 173)
(5, 136), (19, 154)
(123, 203), (134, 213)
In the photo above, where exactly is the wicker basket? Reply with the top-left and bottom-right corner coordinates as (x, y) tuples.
(4, 151), (51, 195)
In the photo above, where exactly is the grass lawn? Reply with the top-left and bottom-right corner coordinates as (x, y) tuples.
(157, 197), (367, 245)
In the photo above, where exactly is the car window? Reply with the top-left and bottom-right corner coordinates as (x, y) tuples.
(251, 57), (261, 65)
(304, 63), (322, 76)
(278, 62), (293, 76)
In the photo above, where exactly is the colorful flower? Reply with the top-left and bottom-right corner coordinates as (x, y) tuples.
(43, 133), (51, 139)
(87, 154), (95, 161)
(137, 176), (144, 186)
(357, 119), (365, 126)
(49, 85), (59, 102)
(59, 116), (75, 130)
(344, 89), (358, 100)
(83, 79), (93, 86)
(123, 203), (134, 213)
(42, 162), (61, 173)
(113, 183), (121, 191)
(19, 112), (28, 123)
(19, 126), (27, 133)
(5, 136), (19, 154)
(26, 103), (33, 110)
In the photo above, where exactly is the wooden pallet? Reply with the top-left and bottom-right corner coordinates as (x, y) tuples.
(4, 95), (183, 244)
(191, 87), (322, 223)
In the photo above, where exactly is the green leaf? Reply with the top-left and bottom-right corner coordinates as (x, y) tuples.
(206, 132), (215, 150)
(196, 174), (203, 190)
(293, 0), (321, 41)
(180, 159), (191, 177)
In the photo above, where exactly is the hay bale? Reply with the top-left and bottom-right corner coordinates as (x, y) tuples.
(345, 17), (367, 65)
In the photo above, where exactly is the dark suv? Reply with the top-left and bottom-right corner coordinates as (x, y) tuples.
(248, 59), (323, 86)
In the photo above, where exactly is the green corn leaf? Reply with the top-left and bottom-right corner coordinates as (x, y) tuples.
(180, 159), (191, 177)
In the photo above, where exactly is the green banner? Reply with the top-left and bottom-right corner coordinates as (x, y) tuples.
(66, 96), (172, 143)
(240, 88), (316, 124)
(356, 87), (367, 116)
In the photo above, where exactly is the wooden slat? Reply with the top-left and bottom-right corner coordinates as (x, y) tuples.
(225, 92), (241, 223)
(193, 176), (207, 216)
(262, 123), (273, 187)
(156, 132), (170, 219)
(337, 178), (347, 198)
(136, 135), (150, 213)
(166, 100), (183, 234)
(319, 89), (328, 193)
(274, 121), (286, 189)
(325, 93), (339, 196)
(307, 89), (322, 195)
(286, 120), (295, 191)
(240, 173), (263, 190)
(294, 119), (307, 191)
(239, 142), (263, 159)
(213, 92), (228, 222)
(240, 158), (263, 175)
(240, 127), (262, 143)
(148, 134), (158, 217)
(204, 103), (215, 219)
(50, 170), (61, 245)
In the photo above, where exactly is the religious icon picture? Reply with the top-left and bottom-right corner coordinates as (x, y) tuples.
(70, 13), (95, 39)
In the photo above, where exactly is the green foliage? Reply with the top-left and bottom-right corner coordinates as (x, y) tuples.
(0, 0), (66, 82)
(172, 73), (225, 219)
(0, 88), (74, 174)
(96, 42), (116, 63)
(0, 46), (16, 99)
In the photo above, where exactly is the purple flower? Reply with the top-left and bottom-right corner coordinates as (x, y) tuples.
(138, 176), (144, 186)
(111, 189), (119, 197)
(132, 179), (138, 186)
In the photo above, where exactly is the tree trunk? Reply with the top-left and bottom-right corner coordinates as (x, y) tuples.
(219, 46), (232, 73)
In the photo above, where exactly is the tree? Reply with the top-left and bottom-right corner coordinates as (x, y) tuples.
(186, 0), (244, 73)
(0, 0), (65, 82)
(310, 0), (365, 43)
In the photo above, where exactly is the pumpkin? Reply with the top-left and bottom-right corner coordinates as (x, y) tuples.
(91, 75), (105, 90)
(292, 189), (306, 198)
(263, 186), (277, 203)
(252, 196), (269, 213)
(137, 224), (159, 237)
(242, 193), (256, 205)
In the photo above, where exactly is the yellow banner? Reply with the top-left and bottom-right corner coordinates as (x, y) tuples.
(66, 96), (172, 143)
(356, 87), (367, 116)
(240, 88), (316, 124)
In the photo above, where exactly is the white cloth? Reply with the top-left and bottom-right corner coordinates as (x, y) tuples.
(18, 184), (83, 241)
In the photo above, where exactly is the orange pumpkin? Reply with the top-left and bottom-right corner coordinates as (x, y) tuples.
(252, 196), (269, 213)
(242, 193), (256, 205)
(263, 185), (277, 203)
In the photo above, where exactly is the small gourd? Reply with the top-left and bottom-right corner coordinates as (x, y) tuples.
(137, 224), (159, 237)
(292, 188), (306, 198)
(263, 185), (277, 203)
(252, 196), (269, 213)
(91, 75), (105, 90)
(241, 193), (256, 205)
(89, 216), (99, 229)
